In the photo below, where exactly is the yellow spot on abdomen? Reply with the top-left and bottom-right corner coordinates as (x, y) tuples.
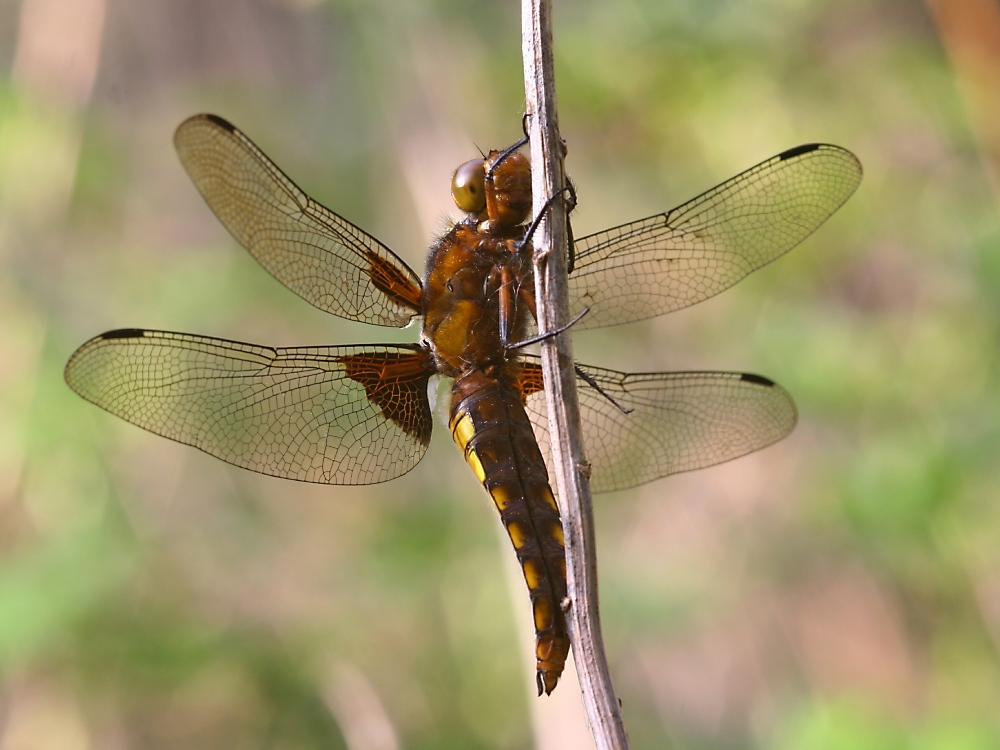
(450, 411), (475, 452)
(506, 520), (528, 550)
(522, 559), (543, 590)
(533, 597), (553, 631)
(540, 486), (558, 511)
(549, 521), (565, 547)
(489, 484), (513, 511)
(450, 411), (486, 483)
(465, 449), (486, 483)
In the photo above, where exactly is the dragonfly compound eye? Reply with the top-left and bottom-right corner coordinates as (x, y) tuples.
(451, 158), (487, 213)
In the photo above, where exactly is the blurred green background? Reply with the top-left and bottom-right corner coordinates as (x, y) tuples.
(2, 0), (999, 747)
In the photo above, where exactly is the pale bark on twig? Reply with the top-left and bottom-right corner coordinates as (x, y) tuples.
(520, 1), (630, 748)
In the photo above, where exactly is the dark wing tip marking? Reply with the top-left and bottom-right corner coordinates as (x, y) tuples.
(779, 143), (821, 160)
(100, 328), (146, 340)
(740, 372), (776, 386)
(202, 113), (235, 131)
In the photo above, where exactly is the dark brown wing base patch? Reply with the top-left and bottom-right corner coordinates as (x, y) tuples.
(338, 347), (435, 446)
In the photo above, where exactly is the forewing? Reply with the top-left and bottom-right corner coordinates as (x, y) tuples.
(568, 144), (862, 329)
(519, 359), (797, 493)
(65, 329), (434, 485)
(174, 114), (423, 327)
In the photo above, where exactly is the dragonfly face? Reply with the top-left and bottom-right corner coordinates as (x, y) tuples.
(65, 114), (861, 694)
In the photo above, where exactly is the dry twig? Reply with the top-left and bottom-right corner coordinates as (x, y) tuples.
(520, 1), (630, 747)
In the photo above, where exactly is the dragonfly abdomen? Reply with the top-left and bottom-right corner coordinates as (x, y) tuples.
(448, 368), (569, 696)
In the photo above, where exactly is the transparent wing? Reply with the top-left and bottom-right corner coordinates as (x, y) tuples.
(520, 358), (797, 493)
(174, 114), (423, 327)
(65, 329), (434, 485)
(568, 144), (862, 329)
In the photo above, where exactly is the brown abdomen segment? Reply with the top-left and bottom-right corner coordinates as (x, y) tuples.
(449, 368), (569, 695)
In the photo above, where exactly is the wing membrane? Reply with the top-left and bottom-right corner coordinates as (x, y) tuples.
(65, 329), (434, 485)
(174, 114), (423, 327)
(568, 144), (862, 329)
(520, 359), (797, 493)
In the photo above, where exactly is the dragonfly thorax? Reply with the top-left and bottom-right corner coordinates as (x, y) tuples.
(421, 223), (534, 378)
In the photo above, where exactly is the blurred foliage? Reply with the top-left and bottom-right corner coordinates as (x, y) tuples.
(2, 0), (1000, 747)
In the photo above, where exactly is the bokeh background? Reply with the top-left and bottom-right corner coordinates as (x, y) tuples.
(2, 0), (1000, 747)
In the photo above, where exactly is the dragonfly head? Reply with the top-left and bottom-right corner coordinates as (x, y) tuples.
(451, 140), (532, 229)
(484, 147), (531, 228)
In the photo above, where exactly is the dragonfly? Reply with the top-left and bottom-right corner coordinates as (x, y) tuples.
(65, 114), (862, 695)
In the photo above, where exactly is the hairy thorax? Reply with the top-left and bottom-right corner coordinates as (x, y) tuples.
(421, 222), (533, 377)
